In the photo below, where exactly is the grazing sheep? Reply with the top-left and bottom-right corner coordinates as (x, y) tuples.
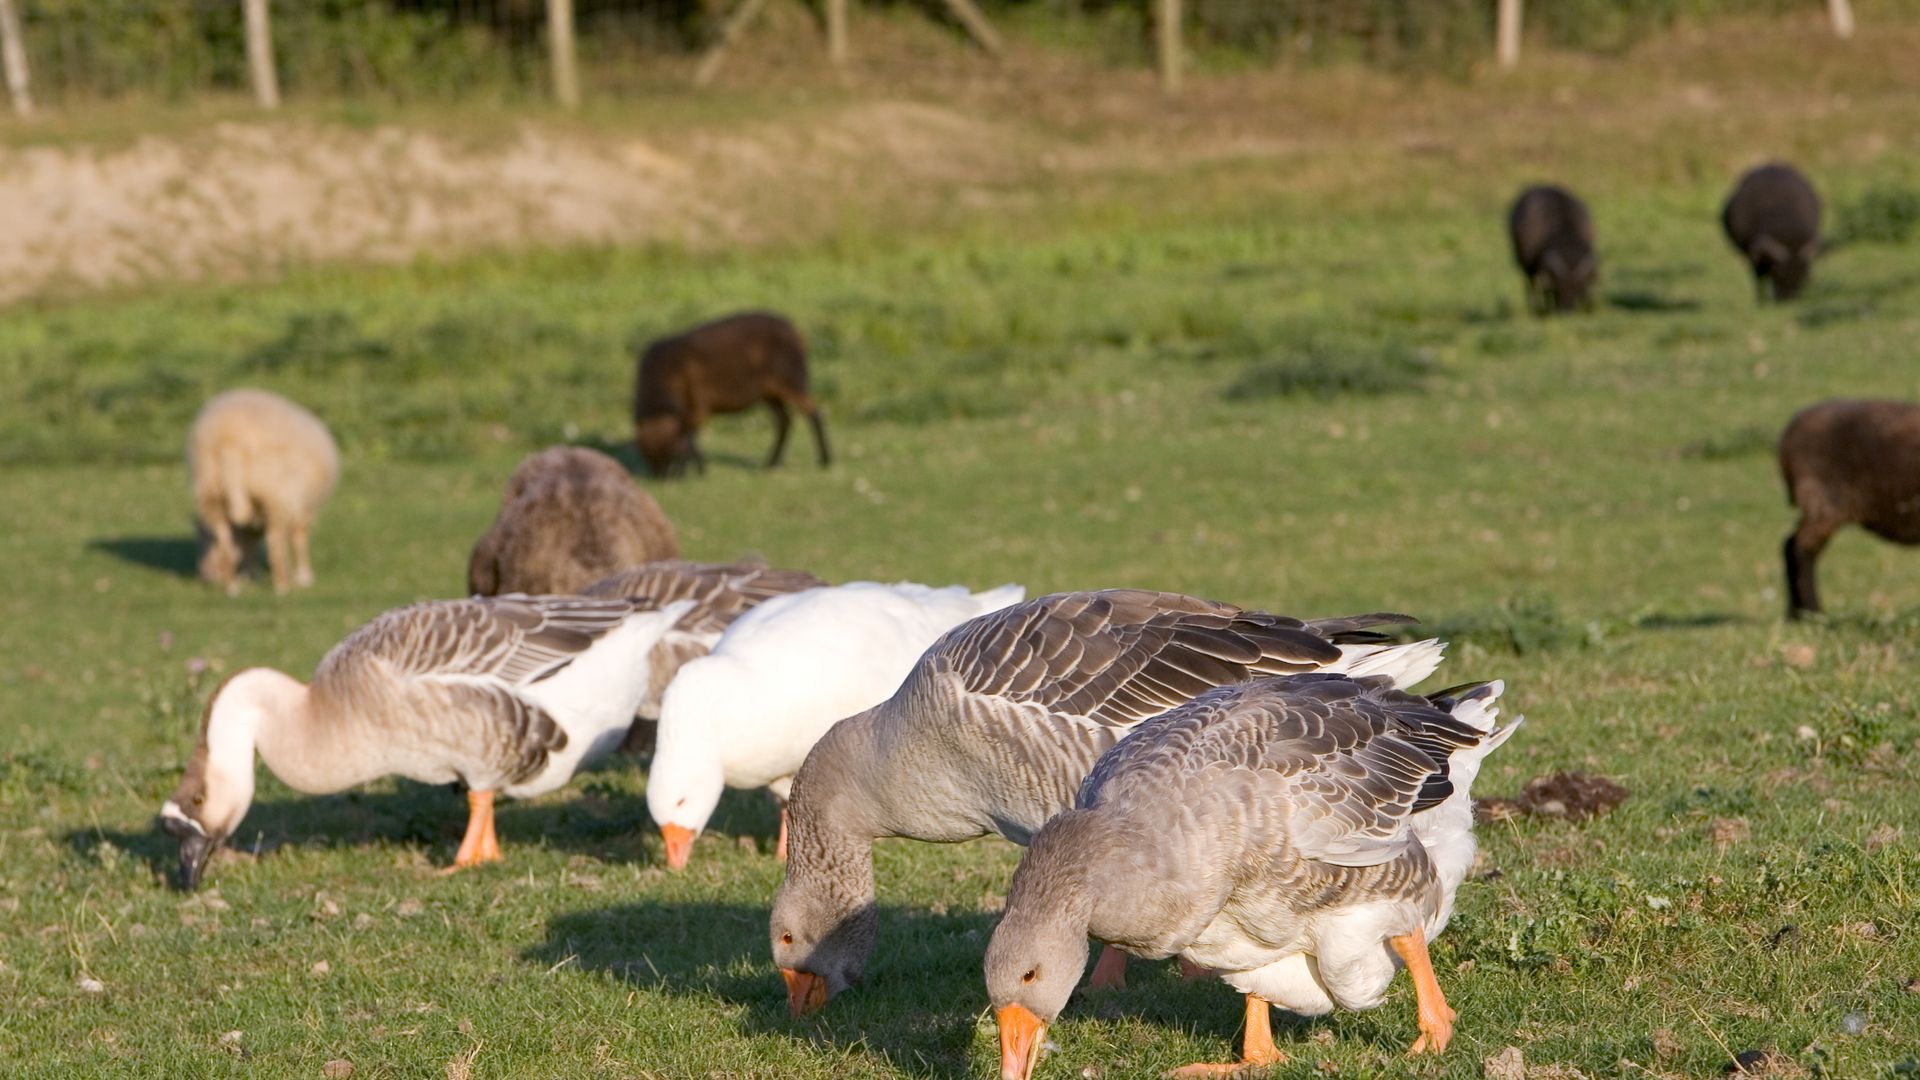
(1778, 399), (1920, 618)
(188, 389), (339, 596)
(633, 311), (830, 477)
(466, 447), (678, 596)
(1723, 163), (1823, 302)
(1508, 184), (1598, 314)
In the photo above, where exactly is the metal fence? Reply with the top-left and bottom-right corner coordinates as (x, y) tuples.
(0, 0), (1877, 115)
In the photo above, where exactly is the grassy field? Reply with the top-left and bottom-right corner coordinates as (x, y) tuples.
(5, 43), (1920, 1080)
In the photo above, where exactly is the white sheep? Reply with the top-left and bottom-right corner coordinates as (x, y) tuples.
(188, 389), (340, 595)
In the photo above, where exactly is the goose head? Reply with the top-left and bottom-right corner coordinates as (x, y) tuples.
(159, 669), (296, 889)
(984, 895), (1089, 1080)
(647, 659), (733, 870)
(769, 873), (875, 1016)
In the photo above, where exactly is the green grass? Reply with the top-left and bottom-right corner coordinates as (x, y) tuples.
(5, 128), (1920, 1079)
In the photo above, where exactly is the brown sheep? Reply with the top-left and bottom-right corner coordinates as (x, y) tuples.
(1508, 184), (1598, 315)
(1723, 163), (1823, 303)
(466, 447), (679, 596)
(1778, 399), (1920, 618)
(188, 389), (340, 595)
(633, 311), (830, 477)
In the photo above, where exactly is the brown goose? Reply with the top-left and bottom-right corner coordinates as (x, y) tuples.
(987, 674), (1518, 1079)
(581, 559), (827, 750)
(158, 594), (692, 889)
(769, 590), (1444, 1014)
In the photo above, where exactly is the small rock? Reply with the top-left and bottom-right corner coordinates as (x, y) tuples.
(1080, 1067), (1103, 1080)
(322, 1061), (355, 1079)
(1781, 644), (1816, 669)
(1484, 1046), (1525, 1080)
(1840, 1011), (1867, 1034)
(395, 898), (424, 918)
(314, 897), (341, 920)
(219, 1030), (243, 1046)
(77, 975), (105, 994)
(1711, 817), (1752, 851)
(311, 960), (331, 976)
(1795, 725), (1818, 742)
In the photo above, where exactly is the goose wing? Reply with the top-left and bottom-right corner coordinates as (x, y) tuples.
(930, 589), (1412, 734)
(582, 560), (827, 635)
(1080, 674), (1486, 868)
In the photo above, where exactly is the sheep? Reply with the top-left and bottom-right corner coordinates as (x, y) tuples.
(466, 446), (679, 596)
(632, 311), (830, 477)
(1723, 163), (1823, 302)
(188, 389), (340, 596)
(1508, 184), (1598, 314)
(1777, 399), (1920, 618)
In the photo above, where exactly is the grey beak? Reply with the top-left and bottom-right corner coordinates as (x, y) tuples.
(175, 832), (215, 891)
(161, 812), (217, 891)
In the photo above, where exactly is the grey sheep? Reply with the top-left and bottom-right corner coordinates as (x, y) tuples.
(188, 389), (339, 595)
(1723, 163), (1822, 302)
(1508, 184), (1598, 314)
(633, 311), (830, 477)
(1778, 399), (1920, 618)
(466, 447), (679, 596)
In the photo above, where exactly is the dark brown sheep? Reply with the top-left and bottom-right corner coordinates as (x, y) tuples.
(1778, 399), (1920, 618)
(466, 447), (679, 596)
(1723, 163), (1823, 302)
(632, 311), (830, 477)
(1508, 184), (1598, 314)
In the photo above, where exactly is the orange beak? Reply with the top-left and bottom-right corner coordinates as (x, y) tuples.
(781, 967), (829, 1017)
(660, 823), (695, 870)
(995, 1003), (1047, 1080)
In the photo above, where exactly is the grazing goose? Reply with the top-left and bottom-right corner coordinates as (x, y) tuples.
(581, 560), (828, 750)
(647, 580), (1026, 870)
(158, 594), (694, 889)
(770, 590), (1445, 1015)
(987, 675), (1518, 1079)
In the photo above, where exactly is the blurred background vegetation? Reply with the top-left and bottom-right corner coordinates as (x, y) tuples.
(16, 0), (1920, 103)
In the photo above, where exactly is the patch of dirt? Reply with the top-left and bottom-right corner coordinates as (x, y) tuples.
(1478, 771), (1630, 823)
(0, 102), (1037, 304)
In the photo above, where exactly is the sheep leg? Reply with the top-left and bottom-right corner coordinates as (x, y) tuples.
(766, 399), (792, 469)
(291, 522), (314, 589)
(201, 514), (242, 594)
(1784, 517), (1836, 618)
(265, 522), (293, 595)
(806, 404), (832, 468)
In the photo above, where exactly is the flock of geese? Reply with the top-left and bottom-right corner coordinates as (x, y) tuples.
(159, 562), (1519, 1077)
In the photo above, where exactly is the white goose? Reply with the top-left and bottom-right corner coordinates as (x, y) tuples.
(646, 580), (1025, 870)
(159, 594), (693, 888)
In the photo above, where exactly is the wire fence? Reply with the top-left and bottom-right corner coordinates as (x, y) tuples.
(0, 0), (1902, 110)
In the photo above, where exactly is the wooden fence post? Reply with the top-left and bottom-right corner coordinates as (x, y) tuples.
(1826, 0), (1855, 39)
(1496, 0), (1522, 68)
(939, 0), (1002, 55)
(549, 0), (580, 108)
(243, 0), (281, 109)
(0, 0), (32, 117)
(826, 0), (848, 65)
(1156, 0), (1181, 95)
(694, 0), (769, 86)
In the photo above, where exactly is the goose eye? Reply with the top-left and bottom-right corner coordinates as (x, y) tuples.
(781, 932), (793, 946)
(191, 794), (205, 807)
(1021, 968), (1037, 984)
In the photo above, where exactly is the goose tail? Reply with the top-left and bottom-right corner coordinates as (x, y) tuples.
(1324, 637), (1446, 690)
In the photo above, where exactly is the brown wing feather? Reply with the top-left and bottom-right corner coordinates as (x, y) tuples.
(581, 559), (826, 634)
(934, 590), (1412, 731)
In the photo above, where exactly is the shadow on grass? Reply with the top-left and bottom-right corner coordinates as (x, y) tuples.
(527, 898), (1269, 1079)
(571, 433), (769, 479)
(89, 535), (199, 579)
(1631, 611), (1746, 632)
(1605, 289), (1701, 313)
